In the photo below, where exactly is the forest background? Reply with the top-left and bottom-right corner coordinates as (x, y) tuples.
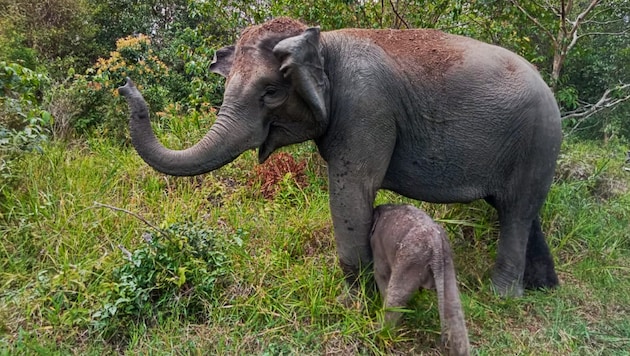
(1, 1), (629, 354)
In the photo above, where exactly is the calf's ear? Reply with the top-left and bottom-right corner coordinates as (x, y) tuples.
(272, 27), (329, 124)
(210, 45), (235, 77)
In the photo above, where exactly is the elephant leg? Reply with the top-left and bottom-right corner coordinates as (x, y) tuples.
(487, 194), (556, 296)
(382, 263), (424, 327)
(523, 216), (559, 290)
(328, 174), (378, 287)
(491, 211), (531, 297)
(372, 251), (392, 302)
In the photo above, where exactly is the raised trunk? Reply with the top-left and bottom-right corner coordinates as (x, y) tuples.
(118, 78), (255, 176)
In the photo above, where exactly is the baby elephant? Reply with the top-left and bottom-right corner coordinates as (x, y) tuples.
(371, 204), (470, 356)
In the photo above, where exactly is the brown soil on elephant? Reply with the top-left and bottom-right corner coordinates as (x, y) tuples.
(232, 18), (307, 78)
(339, 28), (465, 77)
(238, 17), (306, 45)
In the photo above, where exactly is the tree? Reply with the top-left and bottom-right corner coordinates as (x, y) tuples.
(0, 0), (99, 75)
(510, 0), (630, 128)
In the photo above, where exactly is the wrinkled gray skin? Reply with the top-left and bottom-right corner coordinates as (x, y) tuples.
(119, 17), (562, 297)
(371, 204), (469, 356)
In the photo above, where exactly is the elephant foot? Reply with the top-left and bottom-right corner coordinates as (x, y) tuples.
(523, 246), (559, 290)
(336, 259), (373, 309)
(524, 218), (559, 290)
(523, 263), (559, 290)
(339, 259), (363, 288)
(336, 283), (364, 310)
(490, 274), (524, 298)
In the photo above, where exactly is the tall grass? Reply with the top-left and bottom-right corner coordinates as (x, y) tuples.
(1, 136), (629, 355)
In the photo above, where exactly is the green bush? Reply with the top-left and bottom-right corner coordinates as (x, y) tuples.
(60, 32), (226, 143)
(92, 222), (235, 339)
(0, 61), (52, 182)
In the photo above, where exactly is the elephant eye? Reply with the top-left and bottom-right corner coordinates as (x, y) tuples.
(262, 86), (287, 108)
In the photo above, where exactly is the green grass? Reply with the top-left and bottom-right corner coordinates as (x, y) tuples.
(1, 136), (629, 355)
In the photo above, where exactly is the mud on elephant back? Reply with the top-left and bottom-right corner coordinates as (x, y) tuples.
(118, 17), (562, 297)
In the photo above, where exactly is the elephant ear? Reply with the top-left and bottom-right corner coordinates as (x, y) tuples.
(210, 45), (235, 77)
(273, 27), (329, 125)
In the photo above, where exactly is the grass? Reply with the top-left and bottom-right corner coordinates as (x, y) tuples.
(1, 134), (629, 355)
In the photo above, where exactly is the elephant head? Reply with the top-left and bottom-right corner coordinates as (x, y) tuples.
(119, 18), (329, 176)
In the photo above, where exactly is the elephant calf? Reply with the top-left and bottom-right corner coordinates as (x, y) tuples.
(371, 204), (470, 356)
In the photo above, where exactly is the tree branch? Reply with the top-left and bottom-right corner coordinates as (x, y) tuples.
(582, 17), (624, 26)
(510, 0), (556, 42)
(388, 0), (409, 29)
(92, 201), (167, 236)
(561, 84), (630, 121)
(577, 29), (630, 38)
(565, 0), (602, 51)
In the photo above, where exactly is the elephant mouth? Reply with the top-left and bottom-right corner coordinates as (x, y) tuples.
(258, 120), (279, 163)
(258, 120), (298, 164)
(258, 140), (273, 164)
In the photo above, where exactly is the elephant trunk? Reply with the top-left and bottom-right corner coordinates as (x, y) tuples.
(119, 78), (253, 176)
(436, 235), (470, 356)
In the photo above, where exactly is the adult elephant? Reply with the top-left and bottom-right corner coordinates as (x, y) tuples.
(119, 17), (562, 297)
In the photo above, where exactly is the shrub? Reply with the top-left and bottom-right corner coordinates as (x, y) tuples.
(92, 222), (234, 339)
(58, 35), (171, 142)
(0, 61), (52, 182)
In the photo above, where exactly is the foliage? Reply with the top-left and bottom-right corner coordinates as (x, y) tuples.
(159, 26), (227, 107)
(0, 0), (102, 77)
(55, 29), (226, 143)
(0, 61), (51, 183)
(88, 0), (194, 55)
(0, 14), (38, 70)
(92, 222), (233, 339)
(58, 35), (171, 142)
(491, 0), (630, 141)
(92, 34), (171, 109)
(559, 1), (630, 141)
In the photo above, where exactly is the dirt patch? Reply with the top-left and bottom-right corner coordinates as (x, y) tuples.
(592, 175), (629, 200)
(339, 28), (465, 76)
(555, 154), (629, 200)
(321, 331), (363, 355)
(555, 157), (594, 182)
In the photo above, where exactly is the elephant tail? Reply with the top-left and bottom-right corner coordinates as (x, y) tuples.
(434, 229), (470, 356)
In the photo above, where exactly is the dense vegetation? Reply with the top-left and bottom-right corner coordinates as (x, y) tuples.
(1, 1), (629, 354)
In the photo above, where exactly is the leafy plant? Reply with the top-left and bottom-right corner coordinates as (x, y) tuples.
(0, 61), (52, 146)
(556, 86), (579, 112)
(0, 61), (52, 184)
(92, 221), (234, 339)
